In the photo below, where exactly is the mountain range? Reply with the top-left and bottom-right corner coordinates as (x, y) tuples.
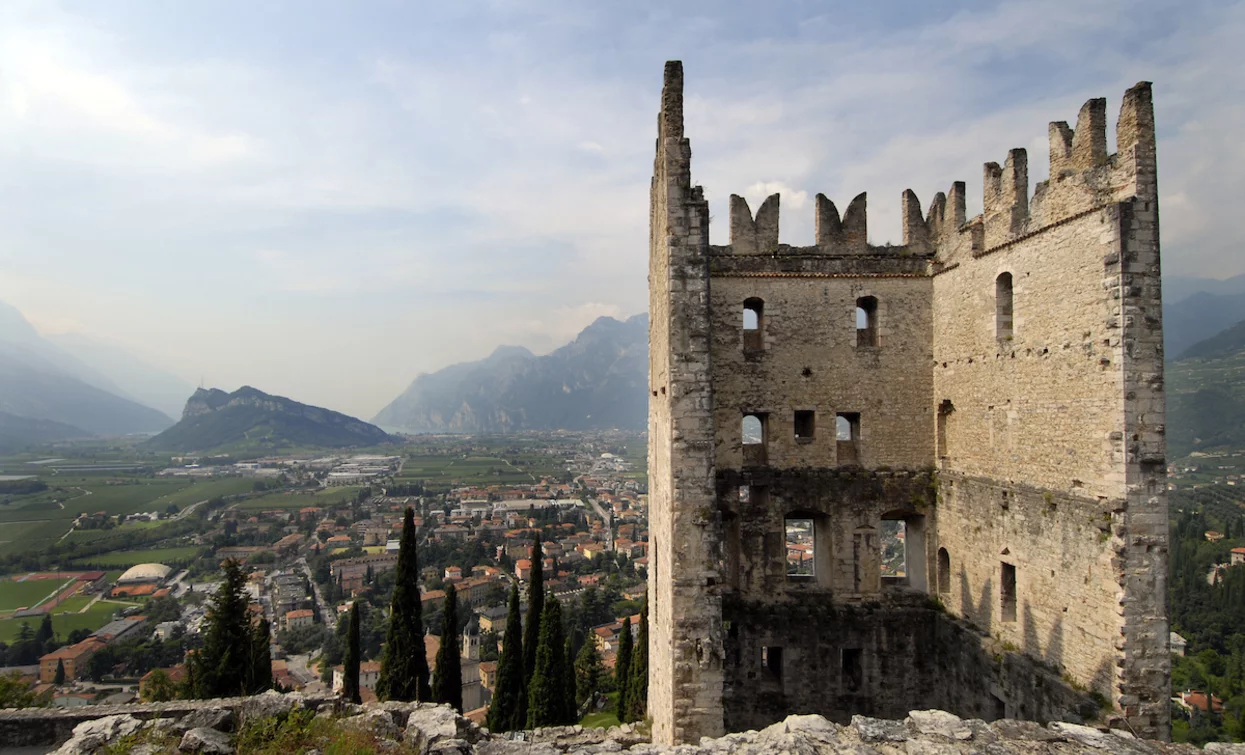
(373, 314), (648, 434)
(0, 301), (179, 447)
(148, 386), (393, 452)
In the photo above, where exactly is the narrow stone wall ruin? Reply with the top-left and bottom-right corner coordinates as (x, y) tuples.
(647, 61), (1168, 746)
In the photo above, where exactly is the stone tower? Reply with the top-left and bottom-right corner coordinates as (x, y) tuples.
(647, 61), (1168, 746)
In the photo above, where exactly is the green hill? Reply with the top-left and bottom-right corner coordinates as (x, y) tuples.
(1167, 319), (1245, 458)
(147, 386), (393, 453)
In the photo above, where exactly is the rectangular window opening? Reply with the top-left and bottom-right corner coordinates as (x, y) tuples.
(841, 648), (863, 692)
(856, 297), (878, 347)
(836, 413), (860, 465)
(1001, 562), (1017, 622)
(937, 400), (953, 458)
(785, 518), (815, 578)
(996, 273), (1014, 340)
(794, 410), (815, 442)
(762, 646), (783, 680)
(880, 519), (907, 586)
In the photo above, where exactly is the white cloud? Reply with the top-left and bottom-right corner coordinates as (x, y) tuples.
(0, 0), (1241, 418)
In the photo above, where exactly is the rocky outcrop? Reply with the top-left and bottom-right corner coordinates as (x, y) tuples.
(147, 386), (393, 451)
(4, 695), (1237, 755)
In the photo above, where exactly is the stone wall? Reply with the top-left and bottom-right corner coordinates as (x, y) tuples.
(0, 692), (1226, 755)
(647, 61), (1168, 746)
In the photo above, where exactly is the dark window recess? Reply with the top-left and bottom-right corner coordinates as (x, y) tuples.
(794, 410), (815, 441)
(1001, 562), (1017, 622)
(763, 646), (783, 680)
(993, 695), (1007, 721)
(996, 273), (1014, 340)
(743, 413), (767, 466)
(836, 413), (860, 465)
(856, 296), (878, 347)
(937, 547), (951, 594)
(937, 400), (953, 458)
(842, 648), (863, 692)
(743, 298), (764, 351)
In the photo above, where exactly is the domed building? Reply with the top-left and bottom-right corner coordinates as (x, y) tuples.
(110, 563), (172, 598)
(117, 563), (173, 584)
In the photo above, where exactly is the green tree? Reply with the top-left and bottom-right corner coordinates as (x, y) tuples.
(186, 559), (268, 698)
(249, 618), (272, 694)
(614, 616), (632, 719)
(486, 583), (527, 733)
(522, 539), (545, 681)
(564, 637), (578, 723)
(0, 670), (43, 708)
(376, 507), (431, 702)
(35, 614), (54, 649)
(624, 600), (648, 723)
(142, 668), (176, 702)
(574, 636), (604, 709)
(431, 584), (463, 712)
(526, 595), (567, 728)
(53, 659), (65, 686)
(343, 601), (362, 704)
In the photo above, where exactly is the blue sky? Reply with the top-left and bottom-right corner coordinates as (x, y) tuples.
(0, 0), (1241, 418)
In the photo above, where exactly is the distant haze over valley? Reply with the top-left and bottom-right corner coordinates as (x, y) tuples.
(1, 268), (1244, 450)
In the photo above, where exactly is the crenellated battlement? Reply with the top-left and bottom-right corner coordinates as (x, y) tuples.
(920, 83), (1156, 263)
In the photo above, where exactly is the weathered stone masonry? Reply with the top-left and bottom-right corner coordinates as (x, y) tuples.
(647, 61), (1168, 746)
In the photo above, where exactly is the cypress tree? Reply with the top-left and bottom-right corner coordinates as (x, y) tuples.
(574, 637), (603, 709)
(522, 539), (545, 681)
(187, 559), (256, 698)
(486, 583), (526, 733)
(248, 617), (272, 693)
(54, 659), (65, 685)
(432, 584), (463, 712)
(35, 614), (54, 649)
(614, 616), (632, 719)
(343, 601), (362, 704)
(625, 600), (649, 723)
(564, 637), (578, 724)
(377, 507), (431, 702)
(526, 595), (566, 728)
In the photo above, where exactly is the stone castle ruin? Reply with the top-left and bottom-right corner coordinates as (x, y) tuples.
(647, 61), (1168, 746)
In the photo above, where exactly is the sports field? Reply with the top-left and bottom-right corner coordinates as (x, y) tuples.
(0, 576), (74, 612)
(0, 599), (139, 644)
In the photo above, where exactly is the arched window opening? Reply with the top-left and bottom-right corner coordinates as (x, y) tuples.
(881, 513), (927, 592)
(836, 412), (860, 465)
(996, 273), (1013, 340)
(937, 547), (951, 594)
(743, 298), (764, 351)
(937, 400), (954, 459)
(856, 296), (878, 347)
(742, 413), (767, 466)
(785, 517), (815, 578)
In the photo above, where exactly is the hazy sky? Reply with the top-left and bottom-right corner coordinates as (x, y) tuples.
(1, 0), (1241, 419)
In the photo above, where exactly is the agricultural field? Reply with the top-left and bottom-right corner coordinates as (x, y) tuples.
(72, 545), (203, 568)
(0, 475), (256, 559)
(0, 599), (138, 644)
(396, 455), (537, 486)
(234, 486), (363, 511)
(0, 576), (74, 612)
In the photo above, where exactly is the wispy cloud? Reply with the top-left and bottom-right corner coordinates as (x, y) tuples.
(0, 0), (1240, 417)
